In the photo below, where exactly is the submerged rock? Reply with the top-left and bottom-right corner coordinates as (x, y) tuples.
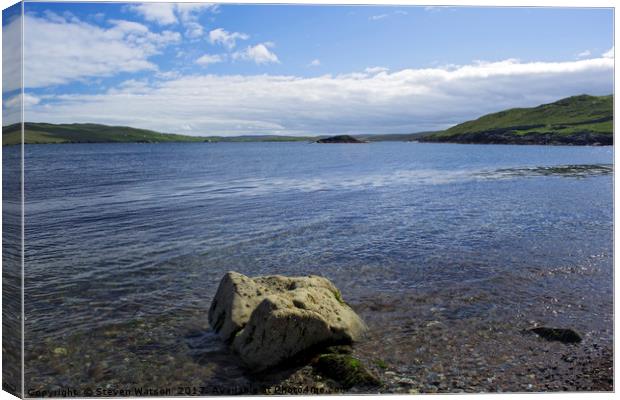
(527, 327), (582, 344)
(208, 271), (367, 370)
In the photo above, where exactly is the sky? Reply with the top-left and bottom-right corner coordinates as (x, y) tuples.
(1, 2), (615, 136)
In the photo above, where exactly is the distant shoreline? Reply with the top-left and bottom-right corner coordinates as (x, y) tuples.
(1, 122), (430, 146)
(3, 94), (613, 146)
(3, 140), (613, 147)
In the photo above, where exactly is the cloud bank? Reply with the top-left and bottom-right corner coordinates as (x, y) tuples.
(19, 56), (614, 135)
(3, 8), (613, 134)
(17, 13), (180, 89)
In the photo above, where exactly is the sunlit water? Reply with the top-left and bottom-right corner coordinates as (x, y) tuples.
(10, 142), (612, 391)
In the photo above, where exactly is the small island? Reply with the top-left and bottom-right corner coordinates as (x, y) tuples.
(316, 135), (367, 144)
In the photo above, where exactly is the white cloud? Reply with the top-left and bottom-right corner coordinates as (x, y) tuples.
(308, 59), (321, 67)
(196, 53), (226, 66)
(365, 66), (389, 74)
(232, 43), (280, 65)
(127, 3), (216, 38)
(208, 28), (250, 49)
(176, 3), (217, 39)
(184, 22), (204, 39)
(22, 56), (613, 135)
(22, 93), (41, 107)
(128, 3), (178, 25)
(155, 70), (182, 80)
(106, 79), (153, 95)
(577, 50), (591, 58)
(369, 11), (409, 20)
(602, 46), (614, 58)
(43, 10), (80, 24)
(369, 14), (388, 21)
(175, 3), (219, 22)
(109, 19), (149, 34)
(16, 13), (180, 89)
(3, 94), (40, 126)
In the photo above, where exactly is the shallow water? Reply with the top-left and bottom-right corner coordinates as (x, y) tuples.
(11, 142), (612, 392)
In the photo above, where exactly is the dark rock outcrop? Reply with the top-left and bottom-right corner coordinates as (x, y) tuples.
(316, 135), (366, 143)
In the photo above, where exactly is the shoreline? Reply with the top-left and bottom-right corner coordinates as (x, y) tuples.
(3, 140), (614, 147)
(24, 268), (613, 394)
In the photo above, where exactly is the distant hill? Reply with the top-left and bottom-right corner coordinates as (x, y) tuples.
(2, 123), (210, 145)
(2, 123), (313, 145)
(419, 95), (613, 145)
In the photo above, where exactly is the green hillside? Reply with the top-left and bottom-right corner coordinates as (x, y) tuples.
(1, 123), (313, 145)
(420, 94), (613, 145)
(2, 123), (210, 145)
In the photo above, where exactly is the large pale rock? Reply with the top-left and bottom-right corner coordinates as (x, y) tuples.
(208, 271), (367, 370)
(208, 272), (265, 343)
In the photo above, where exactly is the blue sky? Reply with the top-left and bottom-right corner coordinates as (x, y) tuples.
(2, 2), (615, 135)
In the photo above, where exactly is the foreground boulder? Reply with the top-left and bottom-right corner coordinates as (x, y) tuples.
(208, 272), (367, 370)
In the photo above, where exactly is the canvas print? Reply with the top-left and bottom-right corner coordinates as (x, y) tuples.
(1, 1), (614, 397)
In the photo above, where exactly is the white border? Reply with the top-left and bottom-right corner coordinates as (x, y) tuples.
(0, 2), (616, 400)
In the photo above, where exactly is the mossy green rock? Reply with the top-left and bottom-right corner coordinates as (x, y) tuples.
(52, 347), (68, 356)
(313, 354), (381, 389)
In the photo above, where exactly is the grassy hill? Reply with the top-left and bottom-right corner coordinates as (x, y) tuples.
(2, 123), (211, 145)
(2, 123), (313, 145)
(420, 94), (613, 145)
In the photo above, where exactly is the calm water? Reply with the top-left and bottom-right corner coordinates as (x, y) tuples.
(13, 142), (613, 391)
